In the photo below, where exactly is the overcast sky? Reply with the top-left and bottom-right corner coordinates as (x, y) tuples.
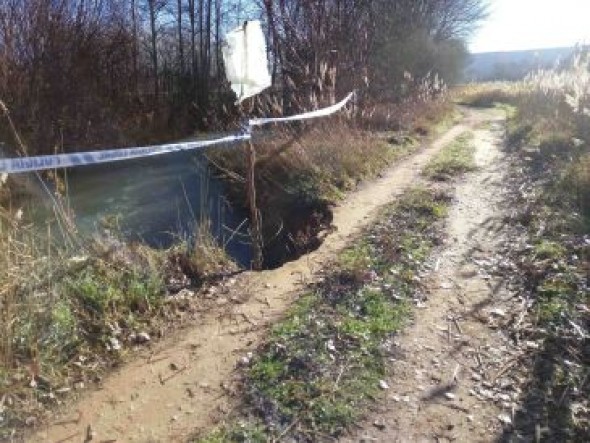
(469, 0), (590, 53)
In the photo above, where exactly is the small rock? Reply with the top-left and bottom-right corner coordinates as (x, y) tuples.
(177, 288), (195, 298)
(489, 308), (506, 318)
(378, 380), (390, 390)
(469, 388), (482, 399)
(135, 332), (151, 344)
(373, 420), (386, 430)
(478, 388), (494, 399)
(498, 413), (512, 425)
(467, 415), (474, 423)
(74, 382), (85, 390)
(238, 352), (254, 367)
(445, 392), (456, 401)
(108, 336), (122, 351)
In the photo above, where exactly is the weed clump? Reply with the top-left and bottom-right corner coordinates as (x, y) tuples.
(423, 132), (476, 180)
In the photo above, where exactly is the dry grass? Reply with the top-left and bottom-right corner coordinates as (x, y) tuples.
(206, 94), (455, 266)
(207, 119), (417, 266)
(460, 50), (590, 220)
(461, 48), (590, 441)
(211, 119), (403, 200)
(0, 182), (235, 438)
(514, 52), (590, 225)
(0, 199), (161, 435)
(455, 82), (521, 108)
(563, 152), (590, 220)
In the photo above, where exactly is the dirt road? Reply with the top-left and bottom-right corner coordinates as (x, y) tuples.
(31, 109), (494, 443)
(345, 110), (521, 442)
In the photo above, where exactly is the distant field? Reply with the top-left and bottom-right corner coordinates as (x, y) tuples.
(465, 46), (574, 81)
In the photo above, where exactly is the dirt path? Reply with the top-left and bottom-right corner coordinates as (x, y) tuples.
(31, 110), (487, 443)
(344, 110), (521, 442)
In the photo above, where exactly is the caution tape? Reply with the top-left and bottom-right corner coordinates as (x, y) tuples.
(249, 92), (355, 127)
(0, 133), (251, 174)
(1, 91), (354, 174)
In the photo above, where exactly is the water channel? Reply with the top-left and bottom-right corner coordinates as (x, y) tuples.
(4, 145), (252, 268)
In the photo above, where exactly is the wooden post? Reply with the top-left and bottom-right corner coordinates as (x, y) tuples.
(246, 139), (263, 270)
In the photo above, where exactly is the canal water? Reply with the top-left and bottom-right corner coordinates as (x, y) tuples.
(6, 146), (252, 267)
(69, 150), (251, 266)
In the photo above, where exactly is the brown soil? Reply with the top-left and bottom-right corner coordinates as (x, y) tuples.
(343, 110), (523, 442)
(29, 109), (492, 443)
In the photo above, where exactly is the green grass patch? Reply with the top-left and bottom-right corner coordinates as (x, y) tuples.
(423, 132), (476, 180)
(0, 216), (235, 439)
(533, 240), (566, 260)
(196, 187), (449, 441)
(0, 253), (168, 439)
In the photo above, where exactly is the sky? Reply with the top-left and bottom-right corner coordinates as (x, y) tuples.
(470, 0), (590, 53)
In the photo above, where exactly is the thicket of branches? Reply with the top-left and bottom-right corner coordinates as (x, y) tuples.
(0, 0), (487, 155)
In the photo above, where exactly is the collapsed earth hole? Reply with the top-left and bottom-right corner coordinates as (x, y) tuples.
(259, 198), (334, 270)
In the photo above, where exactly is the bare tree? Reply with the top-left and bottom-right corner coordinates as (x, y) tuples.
(177, 0), (185, 73)
(0, 0), (487, 155)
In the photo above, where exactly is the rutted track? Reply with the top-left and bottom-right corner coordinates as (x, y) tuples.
(31, 110), (487, 443)
(344, 109), (518, 442)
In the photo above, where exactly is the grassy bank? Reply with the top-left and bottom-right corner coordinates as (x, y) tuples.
(196, 187), (450, 442)
(461, 52), (589, 440)
(0, 194), (235, 439)
(207, 98), (457, 267)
